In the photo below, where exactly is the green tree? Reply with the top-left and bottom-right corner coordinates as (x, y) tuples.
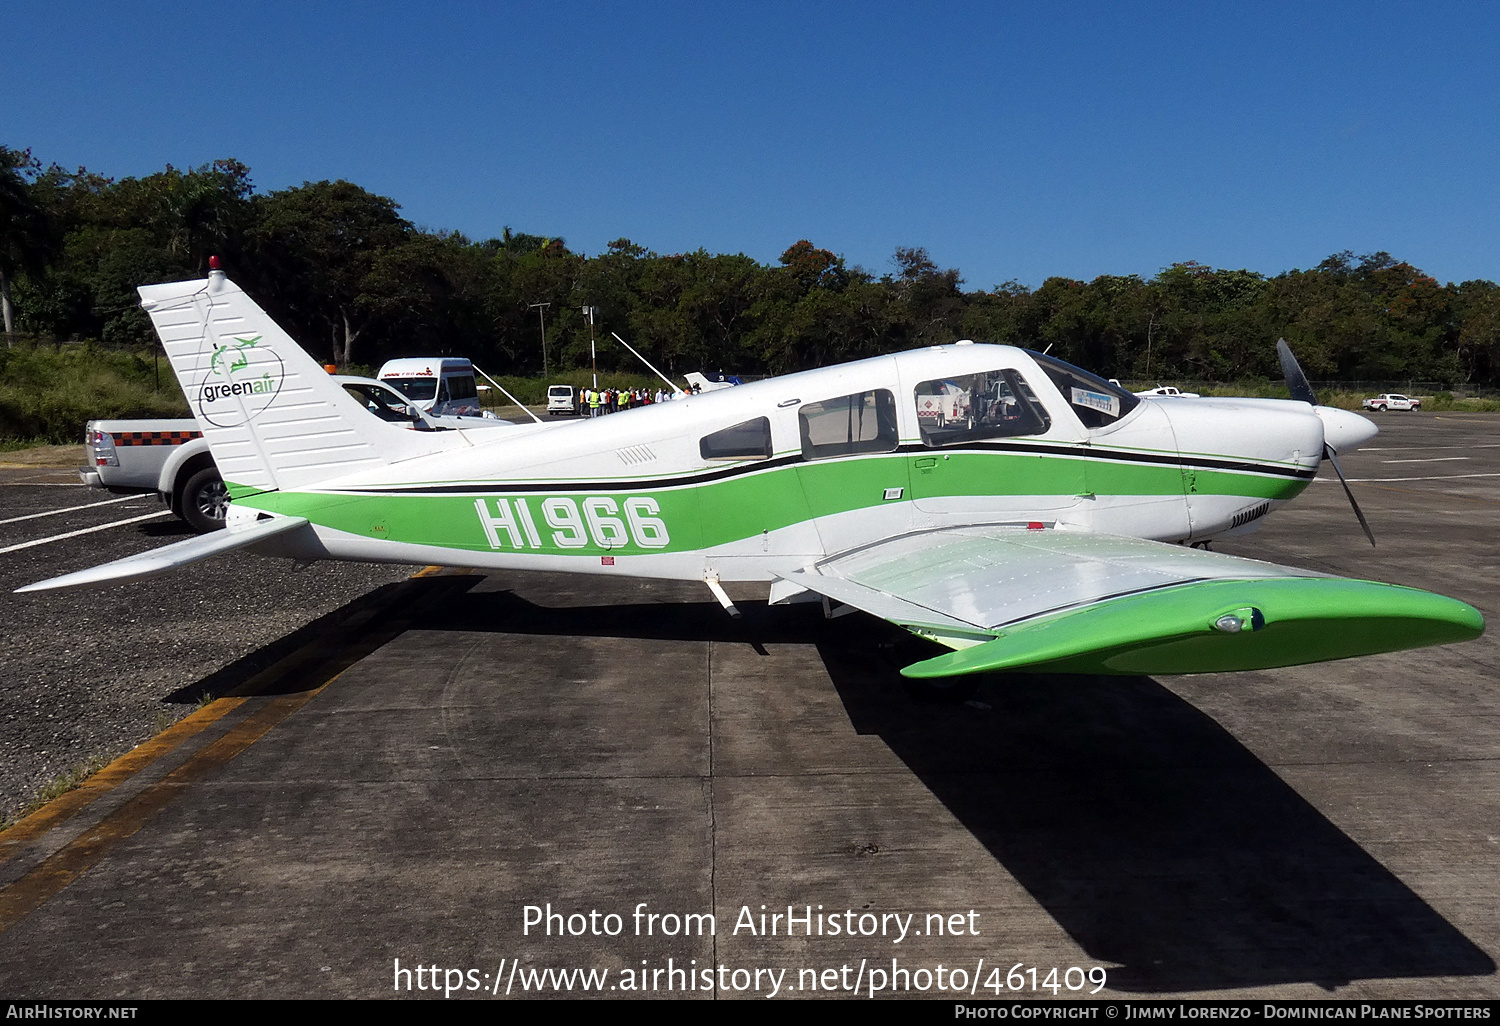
(0, 147), (54, 337)
(254, 180), (411, 367)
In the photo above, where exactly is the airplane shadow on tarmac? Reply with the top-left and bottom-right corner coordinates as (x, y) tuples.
(812, 637), (1496, 993)
(209, 580), (1495, 994)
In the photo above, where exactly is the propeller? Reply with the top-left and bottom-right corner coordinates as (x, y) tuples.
(1277, 338), (1376, 548)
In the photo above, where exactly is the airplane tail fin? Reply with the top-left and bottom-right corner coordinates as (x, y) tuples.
(138, 270), (461, 495)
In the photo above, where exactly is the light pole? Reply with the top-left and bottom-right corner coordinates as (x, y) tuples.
(528, 302), (551, 378)
(584, 305), (600, 389)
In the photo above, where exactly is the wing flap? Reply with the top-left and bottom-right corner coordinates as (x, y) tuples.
(15, 515), (311, 593)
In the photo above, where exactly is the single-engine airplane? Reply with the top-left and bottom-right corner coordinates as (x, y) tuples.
(18, 269), (1484, 683)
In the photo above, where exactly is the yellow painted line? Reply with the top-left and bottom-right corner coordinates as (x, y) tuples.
(0, 686), (331, 934)
(0, 698), (245, 864)
(0, 562), (466, 930)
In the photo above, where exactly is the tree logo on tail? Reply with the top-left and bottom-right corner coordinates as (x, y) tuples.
(196, 335), (286, 427)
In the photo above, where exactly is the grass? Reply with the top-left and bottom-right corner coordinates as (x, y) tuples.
(0, 751), (115, 831)
(0, 343), (189, 444)
(0, 702), (198, 830)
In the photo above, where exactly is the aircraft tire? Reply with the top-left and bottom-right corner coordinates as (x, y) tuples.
(181, 467), (229, 533)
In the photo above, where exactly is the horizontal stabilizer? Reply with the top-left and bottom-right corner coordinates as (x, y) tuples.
(14, 516), (310, 593)
(900, 577), (1484, 677)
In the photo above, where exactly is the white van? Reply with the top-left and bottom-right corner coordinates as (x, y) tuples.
(547, 384), (580, 416)
(377, 358), (482, 417)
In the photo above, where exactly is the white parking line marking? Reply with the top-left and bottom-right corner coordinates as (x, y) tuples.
(1314, 473), (1500, 484)
(0, 495), (140, 526)
(1381, 457), (1471, 464)
(0, 511), (173, 555)
(1362, 444), (1500, 451)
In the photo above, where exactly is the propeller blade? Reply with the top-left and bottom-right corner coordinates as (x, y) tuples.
(1324, 444), (1376, 547)
(1277, 338), (1318, 406)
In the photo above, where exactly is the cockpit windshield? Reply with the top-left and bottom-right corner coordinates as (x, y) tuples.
(1025, 351), (1140, 429)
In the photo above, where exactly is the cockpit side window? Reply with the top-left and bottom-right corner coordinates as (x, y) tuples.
(913, 368), (1051, 446)
(700, 417), (772, 461)
(1025, 351), (1140, 429)
(799, 389), (898, 460)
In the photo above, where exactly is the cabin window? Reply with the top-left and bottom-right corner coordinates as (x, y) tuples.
(913, 369), (1050, 446)
(700, 417), (773, 460)
(799, 389), (898, 460)
(447, 374), (478, 401)
(1026, 351), (1140, 429)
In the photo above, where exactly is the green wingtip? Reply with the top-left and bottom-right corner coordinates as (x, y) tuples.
(902, 578), (1484, 678)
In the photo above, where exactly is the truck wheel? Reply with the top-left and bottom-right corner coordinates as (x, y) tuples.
(180, 467), (229, 533)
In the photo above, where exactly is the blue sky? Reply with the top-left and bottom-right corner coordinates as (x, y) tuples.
(5, 1), (1497, 288)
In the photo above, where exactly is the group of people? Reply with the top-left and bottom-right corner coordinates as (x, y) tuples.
(579, 385), (698, 416)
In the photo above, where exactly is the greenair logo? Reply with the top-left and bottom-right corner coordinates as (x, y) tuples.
(210, 335), (261, 376)
(196, 334), (285, 428)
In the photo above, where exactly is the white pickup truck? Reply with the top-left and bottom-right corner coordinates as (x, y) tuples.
(82, 376), (515, 532)
(81, 418), (224, 532)
(1362, 393), (1422, 412)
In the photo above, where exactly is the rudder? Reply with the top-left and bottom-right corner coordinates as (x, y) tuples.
(139, 269), (458, 494)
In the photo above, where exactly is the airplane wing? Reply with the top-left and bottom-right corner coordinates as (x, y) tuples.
(773, 526), (1483, 677)
(15, 515), (311, 593)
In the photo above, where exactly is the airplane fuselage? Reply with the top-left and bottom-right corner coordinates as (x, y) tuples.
(230, 343), (1333, 582)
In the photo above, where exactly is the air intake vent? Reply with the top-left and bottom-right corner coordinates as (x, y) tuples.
(615, 445), (657, 466)
(1231, 502), (1270, 528)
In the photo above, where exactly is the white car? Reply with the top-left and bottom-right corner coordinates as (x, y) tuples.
(1134, 385), (1201, 398)
(1362, 393), (1421, 412)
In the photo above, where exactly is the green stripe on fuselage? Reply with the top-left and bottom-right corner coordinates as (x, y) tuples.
(231, 450), (1310, 555)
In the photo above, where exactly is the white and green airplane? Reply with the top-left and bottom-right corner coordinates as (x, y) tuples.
(19, 269), (1484, 681)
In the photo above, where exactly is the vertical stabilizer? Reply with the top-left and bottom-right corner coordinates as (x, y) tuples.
(138, 271), (457, 493)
